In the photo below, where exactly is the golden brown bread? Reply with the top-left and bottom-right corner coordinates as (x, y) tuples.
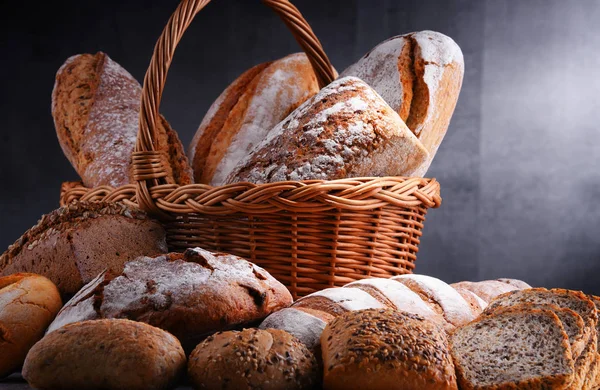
(190, 53), (320, 185)
(188, 328), (319, 389)
(22, 319), (186, 390)
(0, 273), (62, 378)
(52, 52), (192, 187)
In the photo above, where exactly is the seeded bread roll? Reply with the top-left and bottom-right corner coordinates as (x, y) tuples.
(321, 308), (457, 390)
(52, 52), (192, 188)
(0, 273), (62, 378)
(189, 53), (320, 185)
(226, 76), (429, 183)
(451, 307), (574, 390)
(340, 31), (464, 174)
(22, 319), (186, 390)
(0, 201), (168, 297)
(188, 328), (319, 390)
(46, 248), (292, 352)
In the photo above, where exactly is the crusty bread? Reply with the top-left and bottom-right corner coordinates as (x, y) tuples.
(0, 201), (167, 297)
(190, 53), (320, 185)
(340, 31), (464, 173)
(453, 287), (488, 312)
(46, 248), (292, 351)
(322, 308), (457, 390)
(497, 277), (532, 289)
(226, 76), (429, 183)
(589, 295), (600, 388)
(22, 319), (186, 390)
(188, 328), (318, 390)
(451, 307), (574, 390)
(52, 52), (192, 187)
(450, 280), (518, 303)
(0, 273), (62, 378)
(259, 307), (334, 351)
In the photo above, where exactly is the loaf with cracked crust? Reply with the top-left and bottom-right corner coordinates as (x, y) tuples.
(0, 201), (168, 297)
(341, 31), (464, 174)
(188, 328), (319, 390)
(189, 53), (320, 185)
(321, 308), (457, 390)
(52, 52), (192, 188)
(46, 247), (292, 352)
(226, 76), (429, 183)
(22, 319), (186, 390)
(0, 273), (62, 378)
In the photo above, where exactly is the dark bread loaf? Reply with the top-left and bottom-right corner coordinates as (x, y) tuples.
(52, 52), (192, 187)
(188, 328), (319, 390)
(321, 308), (457, 390)
(46, 248), (293, 351)
(22, 319), (186, 390)
(0, 201), (167, 297)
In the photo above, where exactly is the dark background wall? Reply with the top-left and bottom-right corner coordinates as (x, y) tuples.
(1, 0), (599, 293)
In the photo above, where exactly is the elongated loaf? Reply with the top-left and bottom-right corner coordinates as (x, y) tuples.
(47, 248), (292, 351)
(341, 31), (464, 174)
(52, 52), (192, 187)
(189, 53), (320, 185)
(226, 76), (429, 183)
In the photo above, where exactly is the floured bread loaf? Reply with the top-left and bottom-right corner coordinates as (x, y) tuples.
(52, 52), (192, 187)
(226, 76), (429, 183)
(189, 53), (320, 185)
(341, 31), (464, 173)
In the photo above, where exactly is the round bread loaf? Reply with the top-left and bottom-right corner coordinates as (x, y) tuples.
(46, 247), (293, 352)
(0, 201), (168, 297)
(52, 52), (192, 188)
(23, 319), (186, 390)
(0, 273), (62, 378)
(189, 53), (320, 185)
(188, 328), (319, 390)
(321, 308), (457, 390)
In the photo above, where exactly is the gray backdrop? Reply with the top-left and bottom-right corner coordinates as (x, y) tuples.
(1, 0), (599, 293)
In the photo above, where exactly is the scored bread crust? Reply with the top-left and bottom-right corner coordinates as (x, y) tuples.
(450, 280), (518, 303)
(52, 52), (192, 188)
(0, 273), (62, 378)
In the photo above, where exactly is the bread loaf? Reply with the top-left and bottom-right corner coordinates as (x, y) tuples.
(0, 201), (168, 297)
(322, 308), (457, 390)
(52, 52), (192, 187)
(450, 280), (518, 303)
(22, 319), (186, 390)
(0, 273), (62, 378)
(589, 295), (600, 388)
(226, 76), (429, 183)
(46, 248), (292, 351)
(189, 53), (320, 185)
(188, 328), (319, 390)
(340, 31), (464, 173)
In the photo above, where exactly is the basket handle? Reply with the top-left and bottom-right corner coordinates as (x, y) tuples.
(133, 0), (337, 216)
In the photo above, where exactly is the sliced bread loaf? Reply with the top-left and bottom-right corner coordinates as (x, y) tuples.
(451, 307), (574, 390)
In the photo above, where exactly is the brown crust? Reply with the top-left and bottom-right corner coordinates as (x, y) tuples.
(322, 308), (457, 390)
(159, 115), (193, 185)
(22, 319), (186, 390)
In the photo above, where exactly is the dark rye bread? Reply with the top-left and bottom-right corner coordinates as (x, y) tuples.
(451, 307), (574, 390)
(0, 201), (167, 297)
(52, 52), (192, 188)
(321, 309), (458, 390)
(46, 248), (293, 352)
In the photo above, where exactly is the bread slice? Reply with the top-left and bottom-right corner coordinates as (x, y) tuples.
(451, 307), (574, 390)
(589, 295), (600, 389)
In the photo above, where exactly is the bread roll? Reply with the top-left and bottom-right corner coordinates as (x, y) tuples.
(188, 328), (319, 390)
(226, 76), (429, 183)
(52, 52), (192, 187)
(0, 273), (62, 378)
(0, 201), (167, 297)
(22, 319), (186, 390)
(46, 248), (292, 351)
(341, 31), (464, 173)
(321, 308), (457, 390)
(189, 53), (320, 185)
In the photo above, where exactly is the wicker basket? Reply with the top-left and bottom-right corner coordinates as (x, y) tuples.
(60, 0), (442, 298)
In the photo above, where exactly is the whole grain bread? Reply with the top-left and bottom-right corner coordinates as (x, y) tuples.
(322, 308), (457, 390)
(52, 52), (192, 188)
(0, 201), (168, 297)
(46, 248), (292, 351)
(22, 319), (186, 390)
